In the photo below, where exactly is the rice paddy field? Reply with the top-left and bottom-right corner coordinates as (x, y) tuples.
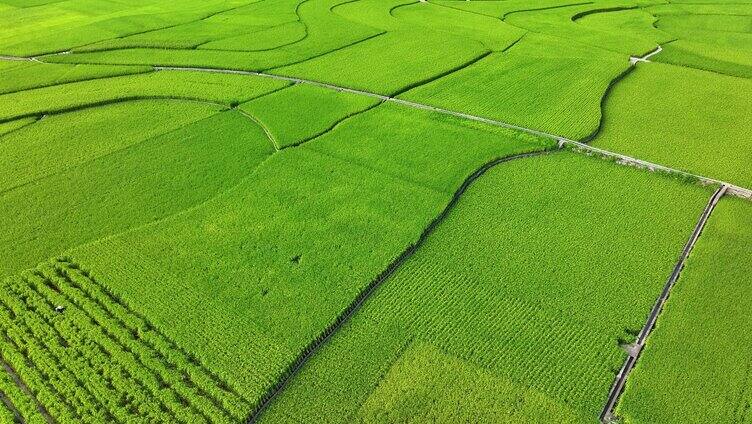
(0, 0), (749, 423)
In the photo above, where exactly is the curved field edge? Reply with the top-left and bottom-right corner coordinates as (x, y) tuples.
(246, 149), (556, 422)
(0, 131), (553, 423)
(258, 151), (714, 423)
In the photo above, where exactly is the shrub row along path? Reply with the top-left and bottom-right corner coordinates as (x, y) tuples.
(599, 184), (729, 423)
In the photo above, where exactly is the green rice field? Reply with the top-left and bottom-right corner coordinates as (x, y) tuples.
(0, 0), (750, 423)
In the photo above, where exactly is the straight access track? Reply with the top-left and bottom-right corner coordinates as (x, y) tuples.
(599, 184), (729, 423)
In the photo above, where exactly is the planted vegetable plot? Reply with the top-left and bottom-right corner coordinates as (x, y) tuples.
(0, 0), (750, 422)
(0, 259), (251, 423)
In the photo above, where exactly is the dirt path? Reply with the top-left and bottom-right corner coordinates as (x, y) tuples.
(599, 184), (729, 423)
(148, 65), (752, 199)
(630, 45), (663, 65)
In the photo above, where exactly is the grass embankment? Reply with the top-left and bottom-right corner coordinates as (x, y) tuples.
(617, 197), (752, 423)
(261, 152), (710, 423)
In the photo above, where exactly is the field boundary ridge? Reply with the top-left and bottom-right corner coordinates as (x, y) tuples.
(149, 65), (752, 201)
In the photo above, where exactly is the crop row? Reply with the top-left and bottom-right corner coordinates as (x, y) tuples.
(0, 258), (252, 423)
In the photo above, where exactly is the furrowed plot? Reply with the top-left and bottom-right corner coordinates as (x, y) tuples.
(617, 197), (752, 423)
(401, 33), (628, 140)
(0, 104), (275, 277)
(591, 62), (752, 188)
(0, 259), (252, 423)
(260, 152), (711, 423)
(24, 105), (552, 412)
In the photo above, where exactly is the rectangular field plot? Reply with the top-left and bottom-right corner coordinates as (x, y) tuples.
(260, 152), (711, 423)
(617, 197), (752, 424)
(590, 62), (752, 188)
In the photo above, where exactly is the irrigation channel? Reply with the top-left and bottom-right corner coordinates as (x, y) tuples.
(599, 184), (729, 423)
(244, 149), (557, 423)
